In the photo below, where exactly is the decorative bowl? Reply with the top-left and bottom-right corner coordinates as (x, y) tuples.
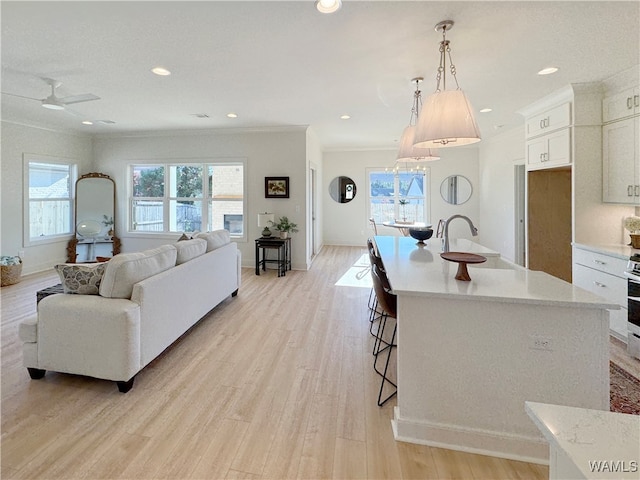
(408, 227), (433, 244)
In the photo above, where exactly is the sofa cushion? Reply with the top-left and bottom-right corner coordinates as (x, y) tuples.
(175, 238), (207, 265)
(55, 263), (107, 295)
(195, 229), (230, 252)
(99, 245), (177, 299)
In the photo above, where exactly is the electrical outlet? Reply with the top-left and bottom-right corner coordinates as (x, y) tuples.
(530, 335), (553, 351)
(18, 249), (25, 259)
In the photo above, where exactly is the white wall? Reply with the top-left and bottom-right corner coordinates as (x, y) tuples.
(477, 126), (525, 262)
(306, 127), (323, 266)
(92, 128), (309, 270)
(322, 147), (479, 247)
(1, 121), (94, 274)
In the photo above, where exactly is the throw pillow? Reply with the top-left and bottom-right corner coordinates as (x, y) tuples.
(177, 233), (190, 241)
(54, 263), (107, 295)
(175, 238), (207, 265)
(195, 229), (230, 252)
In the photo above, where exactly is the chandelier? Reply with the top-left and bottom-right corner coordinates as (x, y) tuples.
(413, 20), (481, 148)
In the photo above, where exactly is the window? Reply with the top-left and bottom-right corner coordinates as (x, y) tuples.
(130, 160), (245, 237)
(368, 167), (429, 224)
(24, 155), (76, 244)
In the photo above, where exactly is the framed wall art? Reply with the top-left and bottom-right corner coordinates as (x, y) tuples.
(265, 177), (289, 198)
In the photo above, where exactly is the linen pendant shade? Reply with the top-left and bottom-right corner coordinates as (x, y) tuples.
(413, 89), (481, 148)
(413, 20), (481, 149)
(396, 77), (440, 162)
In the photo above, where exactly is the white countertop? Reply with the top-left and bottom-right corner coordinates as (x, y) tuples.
(375, 236), (620, 309)
(526, 402), (640, 479)
(573, 242), (637, 261)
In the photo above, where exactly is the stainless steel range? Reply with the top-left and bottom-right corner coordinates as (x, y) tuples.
(624, 253), (640, 359)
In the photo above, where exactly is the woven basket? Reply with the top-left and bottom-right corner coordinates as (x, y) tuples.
(1, 260), (23, 286)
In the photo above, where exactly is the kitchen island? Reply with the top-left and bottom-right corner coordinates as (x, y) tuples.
(374, 236), (619, 463)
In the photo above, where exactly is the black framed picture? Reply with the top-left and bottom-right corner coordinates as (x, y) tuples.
(265, 177), (289, 198)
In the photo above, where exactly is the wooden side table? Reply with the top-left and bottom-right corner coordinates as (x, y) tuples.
(255, 237), (291, 277)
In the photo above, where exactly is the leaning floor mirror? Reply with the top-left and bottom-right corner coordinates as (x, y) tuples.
(66, 172), (121, 263)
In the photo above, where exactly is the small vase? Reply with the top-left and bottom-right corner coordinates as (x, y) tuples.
(280, 231), (288, 239)
(631, 234), (640, 249)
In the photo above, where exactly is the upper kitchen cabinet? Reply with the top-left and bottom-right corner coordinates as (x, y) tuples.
(602, 85), (640, 123)
(602, 66), (640, 204)
(519, 85), (603, 172)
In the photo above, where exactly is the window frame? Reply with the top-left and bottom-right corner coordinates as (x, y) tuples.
(23, 154), (77, 247)
(128, 158), (247, 241)
(366, 166), (431, 227)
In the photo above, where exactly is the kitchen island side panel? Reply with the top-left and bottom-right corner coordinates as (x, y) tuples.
(393, 295), (610, 463)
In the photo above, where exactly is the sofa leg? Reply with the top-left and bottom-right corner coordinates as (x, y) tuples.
(232, 288), (239, 297)
(116, 377), (135, 393)
(27, 368), (46, 379)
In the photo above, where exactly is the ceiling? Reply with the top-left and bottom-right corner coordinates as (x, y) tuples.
(1, 1), (638, 151)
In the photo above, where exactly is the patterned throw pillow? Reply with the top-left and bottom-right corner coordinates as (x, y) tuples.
(54, 263), (107, 295)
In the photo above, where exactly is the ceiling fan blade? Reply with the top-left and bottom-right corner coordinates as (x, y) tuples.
(60, 93), (100, 105)
(1, 91), (40, 101)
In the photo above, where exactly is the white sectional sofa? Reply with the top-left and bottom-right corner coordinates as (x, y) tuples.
(19, 230), (241, 392)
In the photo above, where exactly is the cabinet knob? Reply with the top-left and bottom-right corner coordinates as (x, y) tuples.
(593, 281), (606, 288)
(629, 185), (635, 196)
(628, 97), (634, 109)
(635, 95), (640, 108)
(635, 185), (640, 197)
(593, 259), (606, 265)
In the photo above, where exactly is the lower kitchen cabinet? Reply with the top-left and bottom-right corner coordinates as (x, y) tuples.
(573, 245), (628, 341)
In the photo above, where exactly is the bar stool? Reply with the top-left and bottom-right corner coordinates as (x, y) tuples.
(371, 263), (397, 406)
(367, 238), (385, 339)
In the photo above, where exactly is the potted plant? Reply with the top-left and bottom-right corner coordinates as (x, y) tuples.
(102, 215), (115, 237)
(273, 216), (298, 239)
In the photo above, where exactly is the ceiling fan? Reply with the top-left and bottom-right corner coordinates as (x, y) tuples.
(2, 77), (100, 110)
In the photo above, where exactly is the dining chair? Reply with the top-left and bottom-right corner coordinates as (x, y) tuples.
(371, 263), (397, 406)
(369, 218), (378, 235)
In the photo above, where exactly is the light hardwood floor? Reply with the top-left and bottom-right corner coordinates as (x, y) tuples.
(2, 244), (571, 479)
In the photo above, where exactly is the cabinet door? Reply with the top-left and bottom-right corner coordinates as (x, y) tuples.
(525, 102), (571, 139)
(603, 86), (639, 123)
(603, 117), (639, 204)
(526, 137), (546, 168)
(546, 128), (571, 166)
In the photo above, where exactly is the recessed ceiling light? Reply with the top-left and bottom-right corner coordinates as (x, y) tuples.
(82, 120), (93, 125)
(315, 0), (341, 13)
(538, 67), (558, 75)
(227, 113), (238, 118)
(151, 66), (171, 76)
(479, 108), (492, 113)
(340, 114), (351, 120)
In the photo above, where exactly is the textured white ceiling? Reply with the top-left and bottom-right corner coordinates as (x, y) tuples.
(1, 1), (638, 150)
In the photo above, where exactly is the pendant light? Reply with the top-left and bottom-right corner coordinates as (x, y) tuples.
(413, 20), (481, 149)
(396, 77), (440, 162)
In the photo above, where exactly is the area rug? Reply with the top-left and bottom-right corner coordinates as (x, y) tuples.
(610, 361), (640, 415)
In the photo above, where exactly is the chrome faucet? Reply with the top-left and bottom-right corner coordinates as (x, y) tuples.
(442, 215), (478, 252)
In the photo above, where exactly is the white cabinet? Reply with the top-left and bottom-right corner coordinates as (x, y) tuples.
(602, 85), (640, 123)
(603, 116), (640, 203)
(602, 83), (640, 204)
(526, 127), (571, 169)
(525, 102), (571, 139)
(573, 246), (628, 341)
(523, 102), (572, 171)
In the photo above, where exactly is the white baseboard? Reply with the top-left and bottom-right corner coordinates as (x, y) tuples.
(392, 406), (549, 465)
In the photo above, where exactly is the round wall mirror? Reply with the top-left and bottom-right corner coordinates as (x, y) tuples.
(440, 175), (472, 205)
(329, 176), (357, 203)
